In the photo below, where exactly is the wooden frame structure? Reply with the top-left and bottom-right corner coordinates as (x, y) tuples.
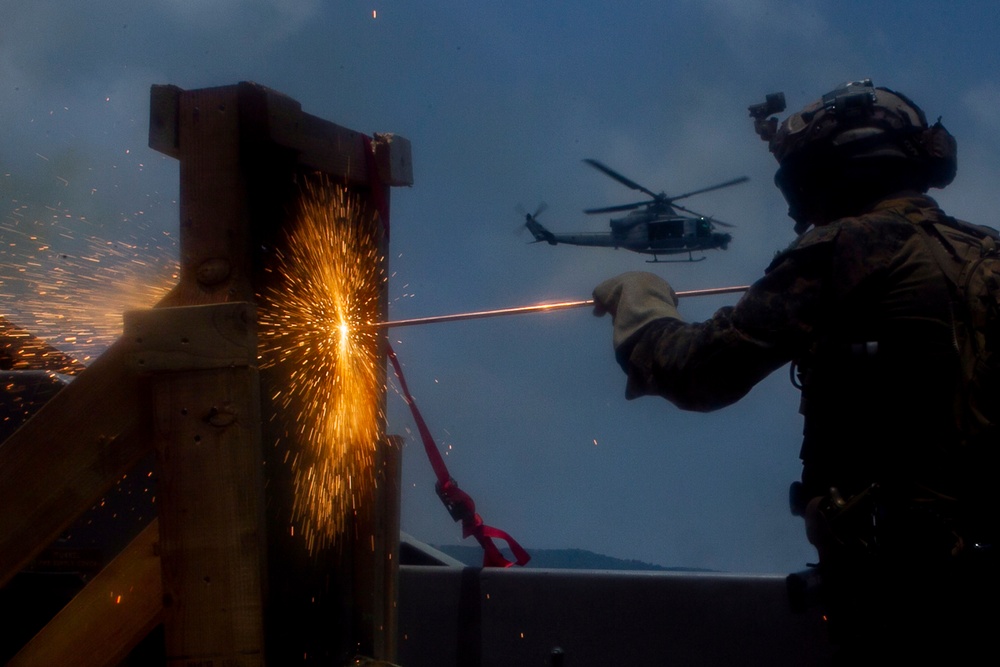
(0, 82), (412, 666)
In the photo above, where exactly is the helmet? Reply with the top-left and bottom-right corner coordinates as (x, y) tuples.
(752, 80), (957, 228)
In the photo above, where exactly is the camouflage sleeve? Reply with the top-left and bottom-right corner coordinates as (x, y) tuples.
(621, 223), (844, 410)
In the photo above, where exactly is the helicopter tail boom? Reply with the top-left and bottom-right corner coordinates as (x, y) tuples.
(524, 214), (558, 245)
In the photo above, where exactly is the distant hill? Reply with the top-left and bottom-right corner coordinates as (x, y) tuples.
(434, 545), (713, 572)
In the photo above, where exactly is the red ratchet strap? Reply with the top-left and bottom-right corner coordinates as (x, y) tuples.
(386, 343), (530, 567)
(370, 136), (527, 567)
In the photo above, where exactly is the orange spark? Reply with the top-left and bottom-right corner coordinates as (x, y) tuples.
(259, 178), (385, 553)
(1, 201), (178, 363)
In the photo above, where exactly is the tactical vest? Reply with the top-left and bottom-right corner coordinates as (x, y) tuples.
(909, 213), (1000, 445)
(798, 208), (1000, 545)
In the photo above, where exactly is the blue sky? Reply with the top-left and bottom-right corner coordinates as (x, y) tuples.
(3, 1), (1000, 572)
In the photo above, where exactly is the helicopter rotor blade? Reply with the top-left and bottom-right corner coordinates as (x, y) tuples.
(666, 176), (749, 203)
(670, 202), (737, 227)
(582, 159), (661, 200)
(708, 218), (737, 228)
(583, 199), (655, 215)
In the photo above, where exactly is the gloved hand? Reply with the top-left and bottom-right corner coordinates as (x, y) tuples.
(592, 271), (681, 352)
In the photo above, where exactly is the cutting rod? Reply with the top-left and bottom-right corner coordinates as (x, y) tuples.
(373, 284), (749, 329)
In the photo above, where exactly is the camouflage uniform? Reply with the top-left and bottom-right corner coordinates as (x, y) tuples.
(624, 194), (958, 498)
(618, 192), (997, 664)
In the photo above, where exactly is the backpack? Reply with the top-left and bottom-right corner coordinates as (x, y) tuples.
(914, 216), (1000, 443)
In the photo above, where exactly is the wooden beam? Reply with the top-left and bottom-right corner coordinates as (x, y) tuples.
(124, 302), (267, 667)
(123, 302), (259, 371)
(156, 84), (258, 306)
(7, 520), (163, 667)
(148, 84), (181, 160)
(0, 339), (152, 587)
(373, 133), (413, 188)
(149, 82), (414, 190)
(352, 435), (403, 661)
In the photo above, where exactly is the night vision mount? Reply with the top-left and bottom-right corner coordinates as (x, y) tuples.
(820, 79), (878, 119)
(748, 92), (786, 141)
(749, 80), (881, 142)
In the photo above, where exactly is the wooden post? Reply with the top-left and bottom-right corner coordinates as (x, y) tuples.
(0, 81), (410, 665)
(362, 435), (403, 659)
(147, 82), (412, 665)
(124, 302), (265, 666)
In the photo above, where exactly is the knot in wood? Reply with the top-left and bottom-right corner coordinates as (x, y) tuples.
(205, 405), (238, 427)
(195, 258), (231, 286)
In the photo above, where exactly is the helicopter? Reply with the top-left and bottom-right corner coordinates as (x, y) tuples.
(524, 159), (748, 262)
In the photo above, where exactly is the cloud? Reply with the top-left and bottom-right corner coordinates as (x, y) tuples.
(690, 0), (827, 36)
(156, 0), (323, 41)
(962, 82), (1000, 140)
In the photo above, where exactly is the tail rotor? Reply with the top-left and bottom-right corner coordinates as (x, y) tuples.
(517, 202), (556, 244)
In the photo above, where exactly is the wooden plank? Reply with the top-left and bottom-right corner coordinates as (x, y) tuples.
(153, 365), (266, 667)
(373, 133), (414, 187)
(148, 82), (414, 190)
(167, 84), (255, 306)
(353, 187), (398, 662)
(148, 84), (181, 159)
(260, 85), (413, 186)
(123, 302), (257, 371)
(257, 84), (371, 184)
(373, 436), (402, 661)
(0, 338), (152, 587)
(8, 520), (163, 667)
(124, 303), (266, 666)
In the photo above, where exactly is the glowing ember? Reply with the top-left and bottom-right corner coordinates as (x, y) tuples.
(1, 201), (178, 364)
(259, 178), (385, 553)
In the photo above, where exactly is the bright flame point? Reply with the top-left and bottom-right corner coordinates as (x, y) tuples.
(259, 178), (385, 554)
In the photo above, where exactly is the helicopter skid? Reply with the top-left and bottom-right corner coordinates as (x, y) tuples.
(647, 255), (706, 263)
